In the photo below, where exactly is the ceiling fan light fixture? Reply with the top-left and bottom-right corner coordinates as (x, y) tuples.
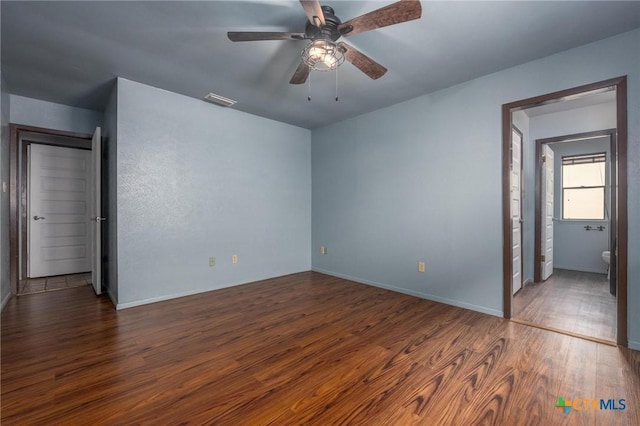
(301, 39), (344, 71)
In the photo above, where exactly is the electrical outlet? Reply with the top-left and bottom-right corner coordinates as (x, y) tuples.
(418, 262), (426, 273)
(232, 254), (238, 264)
(209, 257), (216, 267)
(320, 246), (326, 255)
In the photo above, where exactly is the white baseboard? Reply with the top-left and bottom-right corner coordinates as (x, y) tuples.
(312, 268), (503, 317)
(117, 287), (211, 310)
(116, 270), (309, 310)
(1, 291), (11, 311)
(628, 340), (640, 351)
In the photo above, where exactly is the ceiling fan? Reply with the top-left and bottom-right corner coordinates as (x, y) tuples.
(228, 0), (422, 84)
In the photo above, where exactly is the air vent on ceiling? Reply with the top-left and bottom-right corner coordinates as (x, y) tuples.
(204, 92), (237, 107)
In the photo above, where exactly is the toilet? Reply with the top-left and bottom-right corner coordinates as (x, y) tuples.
(602, 251), (610, 279)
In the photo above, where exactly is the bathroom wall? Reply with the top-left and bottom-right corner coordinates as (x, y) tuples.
(548, 137), (610, 274)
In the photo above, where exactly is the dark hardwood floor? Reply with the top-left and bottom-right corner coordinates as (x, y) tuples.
(2, 272), (638, 425)
(513, 269), (616, 342)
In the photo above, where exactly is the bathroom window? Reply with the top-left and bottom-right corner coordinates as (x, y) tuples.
(562, 152), (606, 220)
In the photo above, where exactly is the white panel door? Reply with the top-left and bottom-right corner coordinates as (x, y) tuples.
(90, 128), (103, 295)
(28, 144), (91, 277)
(511, 129), (523, 294)
(541, 145), (554, 280)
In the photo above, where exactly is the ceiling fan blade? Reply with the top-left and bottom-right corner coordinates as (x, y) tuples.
(299, 0), (325, 27)
(228, 32), (307, 42)
(290, 61), (310, 84)
(338, 42), (387, 80)
(338, 0), (422, 37)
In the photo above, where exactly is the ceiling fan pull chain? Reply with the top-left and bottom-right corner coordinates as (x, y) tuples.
(308, 66), (312, 101)
(335, 67), (339, 102)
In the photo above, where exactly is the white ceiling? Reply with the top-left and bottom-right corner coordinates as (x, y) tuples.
(2, 1), (639, 129)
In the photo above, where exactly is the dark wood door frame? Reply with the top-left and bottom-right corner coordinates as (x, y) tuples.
(502, 76), (628, 347)
(9, 124), (93, 295)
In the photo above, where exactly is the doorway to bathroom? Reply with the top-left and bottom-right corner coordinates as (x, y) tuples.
(501, 77), (628, 347)
(514, 129), (616, 342)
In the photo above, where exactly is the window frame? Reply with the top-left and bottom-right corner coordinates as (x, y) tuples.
(561, 152), (607, 220)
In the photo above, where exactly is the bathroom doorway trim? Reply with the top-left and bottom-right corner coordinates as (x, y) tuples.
(501, 76), (628, 347)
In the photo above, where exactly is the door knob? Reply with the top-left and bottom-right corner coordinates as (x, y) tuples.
(33, 216), (45, 221)
(94, 217), (107, 222)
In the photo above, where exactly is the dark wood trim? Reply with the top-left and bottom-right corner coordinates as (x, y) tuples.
(8, 124), (93, 294)
(9, 126), (19, 294)
(502, 76), (628, 347)
(616, 77), (628, 347)
(501, 105), (512, 319)
(610, 132), (617, 297)
(534, 141), (542, 283)
(533, 129), (616, 145)
(504, 77), (621, 111)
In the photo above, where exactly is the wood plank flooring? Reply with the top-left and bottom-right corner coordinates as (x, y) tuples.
(2, 271), (638, 425)
(513, 269), (616, 342)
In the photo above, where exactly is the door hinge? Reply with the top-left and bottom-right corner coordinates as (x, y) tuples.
(541, 255), (546, 262)
(542, 155), (546, 162)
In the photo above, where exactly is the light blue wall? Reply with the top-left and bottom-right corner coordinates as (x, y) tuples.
(115, 78), (311, 307)
(103, 83), (118, 305)
(9, 95), (103, 134)
(0, 72), (11, 310)
(549, 137), (610, 274)
(312, 29), (640, 347)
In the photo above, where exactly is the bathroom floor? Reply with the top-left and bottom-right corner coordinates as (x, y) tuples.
(513, 268), (615, 342)
(18, 272), (92, 295)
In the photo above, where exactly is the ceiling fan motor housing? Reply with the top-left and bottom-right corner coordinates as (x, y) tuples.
(228, 0), (422, 83)
(305, 6), (343, 41)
